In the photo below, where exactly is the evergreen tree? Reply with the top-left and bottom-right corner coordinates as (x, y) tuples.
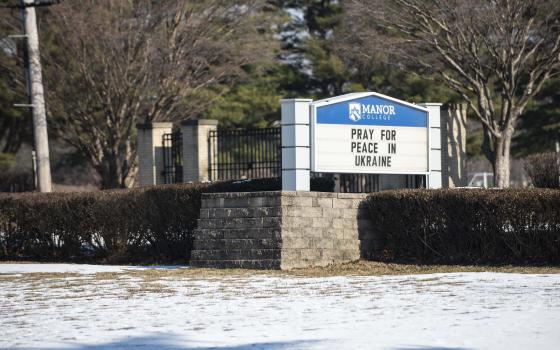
(514, 77), (560, 156)
(203, 0), (347, 127)
(299, 0), (346, 97)
(204, 65), (285, 128)
(295, 0), (456, 102)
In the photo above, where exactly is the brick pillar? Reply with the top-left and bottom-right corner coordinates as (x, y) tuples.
(181, 119), (218, 182)
(136, 122), (173, 186)
(281, 99), (312, 191)
(443, 103), (468, 187)
(419, 103), (443, 189)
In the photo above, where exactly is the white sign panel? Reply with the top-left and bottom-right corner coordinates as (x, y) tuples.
(311, 93), (429, 174)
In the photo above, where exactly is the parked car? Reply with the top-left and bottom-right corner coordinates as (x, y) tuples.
(467, 172), (495, 188)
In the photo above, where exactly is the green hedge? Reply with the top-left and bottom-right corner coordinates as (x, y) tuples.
(0, 177), (334, 263)
(366, 189), (560, 265)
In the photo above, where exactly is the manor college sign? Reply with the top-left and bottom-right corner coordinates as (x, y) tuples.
(281, 92), (441, 191)
(311, 93), (429, 174)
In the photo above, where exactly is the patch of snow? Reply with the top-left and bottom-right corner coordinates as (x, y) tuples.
(1, 264), (559, 350)
(0, 263), (188, 275)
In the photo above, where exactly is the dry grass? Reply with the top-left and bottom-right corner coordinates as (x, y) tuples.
(282, 260), (560, 277)
(88, 261), (560, 280)
(124, 282), (176, 298)
(2, 261), (559, 281)
(2, 261), (559, 303)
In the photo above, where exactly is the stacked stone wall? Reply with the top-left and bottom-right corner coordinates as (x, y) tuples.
(191, 191), (379, 270)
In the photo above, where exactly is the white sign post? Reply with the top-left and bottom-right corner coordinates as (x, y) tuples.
(281, 99), (313, 191)
(419, 103), (443, 189)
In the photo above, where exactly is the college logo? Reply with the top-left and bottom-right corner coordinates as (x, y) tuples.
(348, 102), (397, 122)
(349, 103), (362, 122)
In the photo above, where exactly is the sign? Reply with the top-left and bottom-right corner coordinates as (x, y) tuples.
(311, 93), (429, 174)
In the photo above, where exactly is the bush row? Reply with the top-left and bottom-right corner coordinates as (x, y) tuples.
(524, 152), (559, 189)
(0, 183), (206, 263)
(366, 189), (560, 265)
(0, 177), (334, 263)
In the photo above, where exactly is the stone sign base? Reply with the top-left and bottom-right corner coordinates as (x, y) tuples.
(190, 191), (378, 270)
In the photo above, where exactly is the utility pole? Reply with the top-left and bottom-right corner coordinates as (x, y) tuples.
(20, 0), (55, 192)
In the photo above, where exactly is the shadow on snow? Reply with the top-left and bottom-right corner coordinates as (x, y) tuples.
(18, 334), (319, 350)
(392, 347), (472, 350)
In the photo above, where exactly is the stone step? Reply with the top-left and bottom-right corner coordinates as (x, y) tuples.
(282, 248), (360, 262)
(200, 207), (282, 219)
(197, 217), (281, 230)
(191, 248), (282, 261)
(282, 237), (359, 250)
(194, 228), (282, 240)
(191, 259), (281, 270)
(193, 238), (282, 250)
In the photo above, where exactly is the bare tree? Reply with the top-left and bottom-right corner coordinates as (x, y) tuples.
(343, 0), (560, 187)
(42, 0), (276, 188)
(0, 9), (31, 155)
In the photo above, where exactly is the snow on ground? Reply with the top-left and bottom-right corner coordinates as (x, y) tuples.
(1, 264), (559, 350)
(0, 263), (186, 275)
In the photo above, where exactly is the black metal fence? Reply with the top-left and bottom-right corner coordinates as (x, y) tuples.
(208, 128), (281, 181)
(336, 174), (425, 193)
(338, 173), (380, 193)
(162, 130), (183, 184)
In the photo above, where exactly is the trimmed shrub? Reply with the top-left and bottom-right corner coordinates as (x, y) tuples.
(366, 189), (560, 265)
(0, 176), (334, 263)
(0, 184), (208, 263)
(525, 152), (559, 188)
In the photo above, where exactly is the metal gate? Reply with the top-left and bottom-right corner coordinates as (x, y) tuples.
(208, 128), (281, 181)
(162, 130), (183, 184)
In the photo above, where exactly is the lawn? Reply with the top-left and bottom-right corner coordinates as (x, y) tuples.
(1, 262), (559, 349)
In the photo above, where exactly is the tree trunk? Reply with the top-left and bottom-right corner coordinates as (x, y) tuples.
(493, 132), (512, 188)
(99, 152), (125, 189)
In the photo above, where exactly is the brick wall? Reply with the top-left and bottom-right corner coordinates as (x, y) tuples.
(191, 191), (378, 270)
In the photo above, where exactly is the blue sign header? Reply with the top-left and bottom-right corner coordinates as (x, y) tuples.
(316, 95), (427, 127)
